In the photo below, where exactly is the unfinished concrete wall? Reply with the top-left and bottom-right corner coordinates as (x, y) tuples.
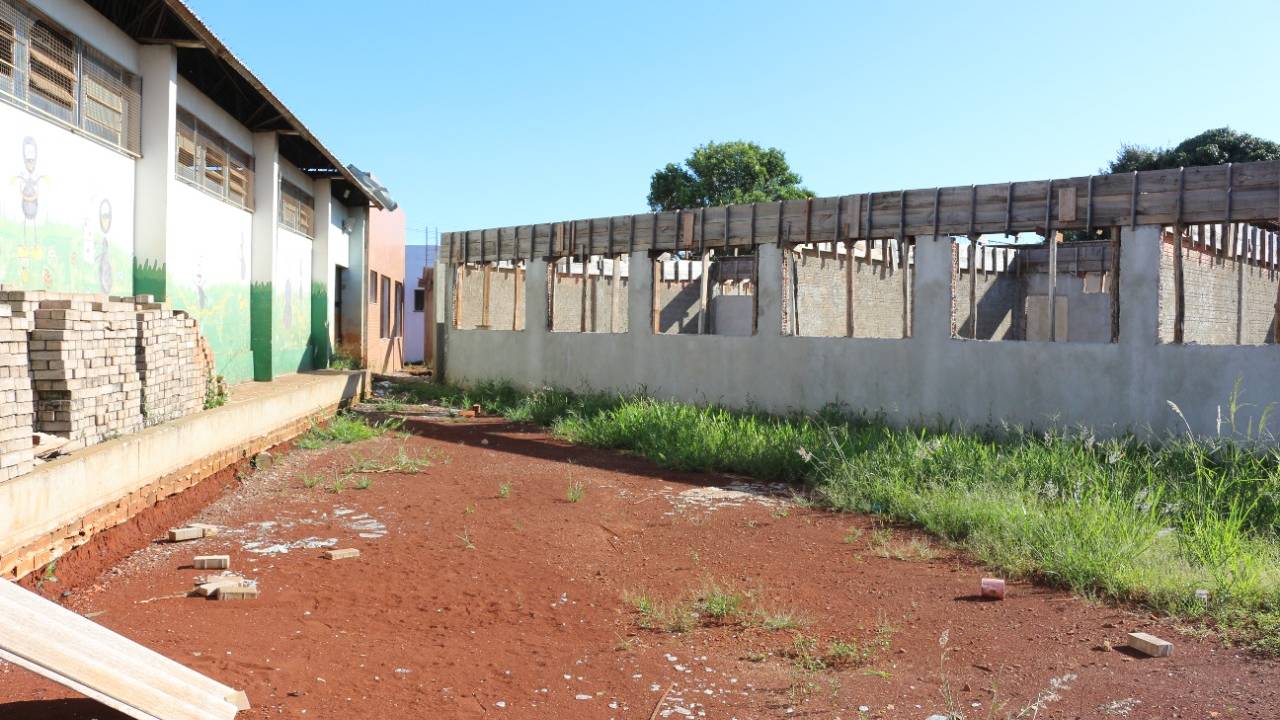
(440, 227), (1280, 441)
(653, 256), (751, 336)
(1159, 239), (1279, 345)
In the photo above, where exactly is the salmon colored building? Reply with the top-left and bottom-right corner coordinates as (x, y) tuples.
(363, 205), (406, 373)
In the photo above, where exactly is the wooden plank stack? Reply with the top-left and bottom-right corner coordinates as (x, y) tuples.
(132, 300), (204, 426)
(0, 302), (34, 481)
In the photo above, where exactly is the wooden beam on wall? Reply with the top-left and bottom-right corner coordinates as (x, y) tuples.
(441, 160), (1280, 264)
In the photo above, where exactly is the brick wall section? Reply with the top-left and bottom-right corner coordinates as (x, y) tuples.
(1158, 238), (1279, 344)
(551, 273), (628, 333)
(782, 247), (907, 338)
(953, 268), (1021, 340)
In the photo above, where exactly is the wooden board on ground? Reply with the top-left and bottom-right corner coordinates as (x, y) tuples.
(0, 579), (249, 719)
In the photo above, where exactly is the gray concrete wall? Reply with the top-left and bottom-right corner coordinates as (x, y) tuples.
(441, 227), (1280, 440)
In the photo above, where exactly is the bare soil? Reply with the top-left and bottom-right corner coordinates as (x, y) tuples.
(1, 413), (1276, 719)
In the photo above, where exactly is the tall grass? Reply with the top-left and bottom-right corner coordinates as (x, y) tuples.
(389, 379), (1280, 651)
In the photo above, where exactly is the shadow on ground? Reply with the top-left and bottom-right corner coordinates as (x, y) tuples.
(0, 698), (129, 719)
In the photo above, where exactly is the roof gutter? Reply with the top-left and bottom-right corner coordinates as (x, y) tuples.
(161, 0), (384, 210)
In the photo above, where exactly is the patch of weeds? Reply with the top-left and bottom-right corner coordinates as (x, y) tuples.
(698, 582), (743, 621)
(771, 506), (790, 519)
(877, 535), (938, 561)
(328, 351), (359, 370)
(457, 528), (475, 550)
(756, 609), (806, 630)
(497, 482), (511, 499)
(744, 650), (768, 663)
(370, 396), (407, 413)
(329, 477), (346, 494)
(301, 474), (323, 489)
(843, 526), (864, 544)
(565, 479), (585, 503)
(464, 504), (477, 515)
(355, 477), (372, 490)
(346, 444), (432, 474)
(786, 633), (826, 672)
(613, 634), (638, 652)
(626, 591), (695, 633)
(296, 413), (396, 449)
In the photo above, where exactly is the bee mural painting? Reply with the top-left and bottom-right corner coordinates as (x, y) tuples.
(1, 111), (134, 295)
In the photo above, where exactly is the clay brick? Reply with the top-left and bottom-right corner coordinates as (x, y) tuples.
(168, 527), (204, 542)
(214, 584), (260, 601)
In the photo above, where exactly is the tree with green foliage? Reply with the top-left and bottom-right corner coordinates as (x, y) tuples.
(1106, 127), (1280, 173)
(647, 141), (814, 211)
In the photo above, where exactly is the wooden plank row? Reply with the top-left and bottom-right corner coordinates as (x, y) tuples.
(443, 160), (1280, 263)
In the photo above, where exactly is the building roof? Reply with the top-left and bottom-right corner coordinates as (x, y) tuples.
(83, 0), (382, 209)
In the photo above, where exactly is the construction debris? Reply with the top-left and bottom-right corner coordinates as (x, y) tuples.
(1127, 631), (1173, 657)
(193, 576), (244, 598)
(323, 548), (360, 560)
(0, 577), (250, 719)
(979, 577), (1006, 600)
(193, 555), (230, 570)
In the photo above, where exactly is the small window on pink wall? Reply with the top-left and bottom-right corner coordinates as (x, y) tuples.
(380, 276), (391, 338)
(369, 270), (378, 304)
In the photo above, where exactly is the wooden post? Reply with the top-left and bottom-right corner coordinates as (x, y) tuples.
(609, 253), (622, 333)
(580, 220), (591, 333)
(968, 238), (977, 339)
(512, 261), (523, 331)
(845, 240), (855, 337)
(1045, 181), (1058, 342)
(546, 258), (557, 332)
(480, 262), (492, 329)
(698, 249), (711, 334)
(651, 254), (661, 334)
(1234, 223), (1244, 344)
(452, 257), (464, 330)
(1109, 226), (1121, 343)
(1172, 167), (1186, 344)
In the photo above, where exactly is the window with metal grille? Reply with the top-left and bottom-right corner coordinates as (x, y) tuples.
(379, 276), (391, 338)
(279, 180), (315, 237)
(368, 270), (378, 303)
(174, 107), (254, 210)
(393, 281), (403, 337)
(0, 0), (141, 154)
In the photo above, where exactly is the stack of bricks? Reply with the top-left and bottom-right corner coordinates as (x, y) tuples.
(19, 294), (144, 451)
(131, 298), (204, 426)
(0, 302), (34, 480)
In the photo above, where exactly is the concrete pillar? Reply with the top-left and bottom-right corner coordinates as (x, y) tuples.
(755, 245), (783, 337)
(626, 251), (650, 336)
(311, 178), (333, 368)
(912, 235), (954, 342)
(1120, 225), (1161, 347)
(132, 44), (177, 300)
(250, 132), (280, 381)
(526, 256), (549, 334)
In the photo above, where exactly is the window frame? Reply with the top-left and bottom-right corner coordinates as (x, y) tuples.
(174, 107), (254, 211)
(279, 179), (315, 238)
(0, 2), (141, 155)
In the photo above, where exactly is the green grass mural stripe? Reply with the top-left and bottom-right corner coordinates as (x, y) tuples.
(309, 281), (330, 369)
(131, 258), (166, 302)
(250, 281), (273, 381)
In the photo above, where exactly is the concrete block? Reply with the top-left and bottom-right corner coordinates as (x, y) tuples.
(214, 584), (260, 601)
(193, 555), (230, 570)
(194, 576), (243, 597)
(1127, 631), (1173, 657)
(167, 527), (204, 542)
(323, 548), (360, 560)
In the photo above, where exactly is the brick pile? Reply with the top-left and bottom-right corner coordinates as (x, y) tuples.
(0, 302), (34, 481)
(18, 294), (145, 450)
(132, 299), (204, 426)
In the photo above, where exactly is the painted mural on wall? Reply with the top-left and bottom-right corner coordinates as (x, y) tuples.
(166, 183), (255, 384)
(273, 229), (313, 373)
(0, 103), (133, 294)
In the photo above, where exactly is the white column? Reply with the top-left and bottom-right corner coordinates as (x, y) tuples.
(312, 178), (333, 367)
(132, 44), (177, 299)
(250, 132), (280, 380)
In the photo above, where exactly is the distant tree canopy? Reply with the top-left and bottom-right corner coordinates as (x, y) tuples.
(647, 141), (814, 212)
(1106, 127), (1280, 173)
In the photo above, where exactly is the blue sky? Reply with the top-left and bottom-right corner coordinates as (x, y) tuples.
(188, 0), (1280, 245)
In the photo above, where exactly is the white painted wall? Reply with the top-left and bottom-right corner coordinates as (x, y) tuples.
(0, 100), (134, 294)
(403, 244), (428, 362)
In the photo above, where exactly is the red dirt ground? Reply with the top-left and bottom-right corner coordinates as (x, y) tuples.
(1, 413), (1277, 719)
